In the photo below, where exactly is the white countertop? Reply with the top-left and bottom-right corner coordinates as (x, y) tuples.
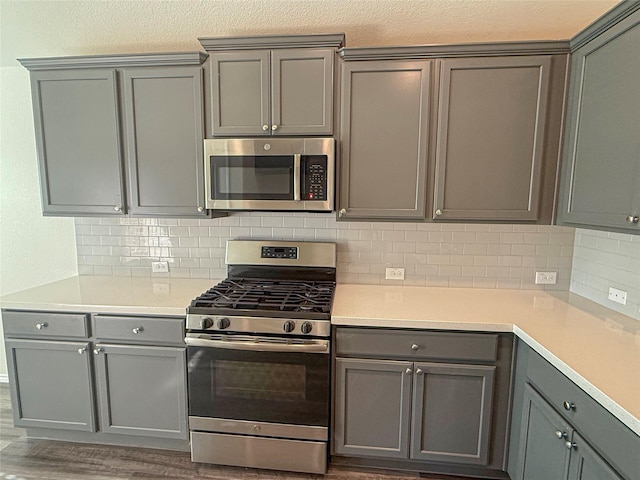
(332, 284), (640, 436)
(2, 276), (638, 435)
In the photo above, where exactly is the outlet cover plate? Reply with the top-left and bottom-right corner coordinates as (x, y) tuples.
(151, 261), (169, 273)
(385, 268), (405, 280)
(535, 271), (557, 285)
(608, 287), (627, 305)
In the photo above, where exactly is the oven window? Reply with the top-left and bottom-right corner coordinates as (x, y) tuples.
(188, 346), (329, 427)
(211, 156), (294, 200)
(215, 360), (306, 402)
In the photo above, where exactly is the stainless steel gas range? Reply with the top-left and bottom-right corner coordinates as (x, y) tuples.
(185, 240), (336, 474)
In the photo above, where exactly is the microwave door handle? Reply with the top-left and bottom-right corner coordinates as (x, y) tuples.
(293, 154), (302, 201)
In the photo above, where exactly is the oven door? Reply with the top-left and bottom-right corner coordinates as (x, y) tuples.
(186, 334), (330, 428)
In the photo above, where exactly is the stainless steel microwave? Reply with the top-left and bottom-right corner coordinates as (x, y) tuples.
(204, 138), (335, 212)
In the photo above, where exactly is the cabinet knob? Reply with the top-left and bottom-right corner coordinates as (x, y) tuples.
(35, 322), (48, 330)
(197, 206), (204, 212)
(132, 327), (144, 334)
(415, 368), (423, 375)
(435, 209), (443, 216)
(262, 125), (269, 131)
(405, 368), (413, 375)
(77, 347), (87, 355)
(114, 205), (122, 212)
(565, 441), (577, 450)
(338, 208), (347, 217)
(555, 430), (567, 439)
(271, 124), (278, 131)
(563, 401), (575, 411)
(411, 343), (420, 351)
(626, 215), (639, 224)
(93, 347), (103, 355)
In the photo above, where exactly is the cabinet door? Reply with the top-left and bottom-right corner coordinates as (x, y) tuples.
(94, 343), (188, 440)
(558, 11), (640, 231)
(5, 339), (95, 431)
(567, 432), (623, 480)
(410, 363), (495, 465)
(517, 384), (572, 480)
(208, 50), (270, 136)
(339, 60), (431, 220)
(122, 66), (207, 217)
(433, 56), (552, 221)
(334, 358), (412, 458)
(271, 48), (333, 135)
(29, 69), (126, 215)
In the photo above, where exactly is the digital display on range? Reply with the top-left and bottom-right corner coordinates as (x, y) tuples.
(261, 246), (298, 259)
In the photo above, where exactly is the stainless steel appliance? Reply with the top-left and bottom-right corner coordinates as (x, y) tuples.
(203, 137), (334, 212)
(185, 240), (336, 474)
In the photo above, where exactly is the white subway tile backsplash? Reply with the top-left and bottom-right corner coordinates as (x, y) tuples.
(75, 214), (577, 292)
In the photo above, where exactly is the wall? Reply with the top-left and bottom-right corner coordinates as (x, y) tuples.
(75, 215), (575, 290)
(571, 229), (640, 320)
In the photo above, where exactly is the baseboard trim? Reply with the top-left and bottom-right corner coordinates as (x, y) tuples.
(0, 374), (9, 384)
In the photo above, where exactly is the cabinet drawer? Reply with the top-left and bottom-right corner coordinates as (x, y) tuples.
(335, 327), (498, 362)
(526, 351), (639, 480)
(94, 315), (185, 344)
(2, 310), (88, 338)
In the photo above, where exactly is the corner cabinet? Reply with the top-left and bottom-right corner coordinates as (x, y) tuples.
(333, 327), (513, 478)
(19, 53), (215, 218)
(558, 3), (640, 233)
(338, 58), (432, 220)
(199, 34), (344, 137)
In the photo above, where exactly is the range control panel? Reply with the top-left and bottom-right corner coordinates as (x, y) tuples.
(261, 246), (298, 259)
(302, 155), (327, 201)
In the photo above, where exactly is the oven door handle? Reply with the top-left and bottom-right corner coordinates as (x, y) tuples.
(184, 336), (329, 354)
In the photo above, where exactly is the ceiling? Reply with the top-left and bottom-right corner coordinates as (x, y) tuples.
(0, 0), (620, 67)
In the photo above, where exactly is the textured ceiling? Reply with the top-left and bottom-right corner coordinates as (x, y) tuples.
(1, 0), (620, 67)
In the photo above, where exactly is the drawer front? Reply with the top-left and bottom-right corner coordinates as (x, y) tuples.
(94, 315), (185, 344)
(2, 310), (88, 338)
(526, 351), (639, 480)
(335, 327), (498, 362)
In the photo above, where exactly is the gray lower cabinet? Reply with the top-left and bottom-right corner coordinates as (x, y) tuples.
(567, 432), (624, 480)
(333, 327), (511, 476)
(19, 53), (211, 218)
(94, 343), (187, 439)
(433, 55), (564, 222)
(558, 3), (640, 233)
(338, 59), (431, 220)
(5, 338), (95, 432)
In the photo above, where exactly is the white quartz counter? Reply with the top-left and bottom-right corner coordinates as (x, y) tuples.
(2, 276), (638, 435)
(332, 284), (640, 436)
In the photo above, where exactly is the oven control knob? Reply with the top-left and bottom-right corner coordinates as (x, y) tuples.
(200, 317), (214, 329)
(283, 320), (296, 333)
(301, 322), (313, 334)
(217, 317), (231, 330)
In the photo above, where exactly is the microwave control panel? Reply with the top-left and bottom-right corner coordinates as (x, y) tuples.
(302, 156), (327, 201)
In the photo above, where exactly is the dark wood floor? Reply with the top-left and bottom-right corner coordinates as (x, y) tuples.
(0, 384), (468, 480)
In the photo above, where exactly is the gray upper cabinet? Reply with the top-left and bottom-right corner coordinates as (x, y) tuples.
(19, 52), (211, 218)
(200, 34), (344, 137)
(122, 66), (207, 216)
(558, 3), (640, 233)
(27, 68), (125, 216)
(338, 59), (432, 220)
(433, 55), (561, 222)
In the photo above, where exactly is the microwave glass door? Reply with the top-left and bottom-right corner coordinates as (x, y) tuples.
(210, 156), (294, 201)
(187, 344), (329, 427)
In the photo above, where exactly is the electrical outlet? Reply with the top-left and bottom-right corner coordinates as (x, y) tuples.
(385, 268), (405, 280)
(151, 261), (169, 273)
(535, 271), (557, 285)
(608, 287), (627, 305)
(152, 283), (170, 294)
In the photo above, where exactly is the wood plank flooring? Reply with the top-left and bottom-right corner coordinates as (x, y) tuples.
(0, 385), (468, 480)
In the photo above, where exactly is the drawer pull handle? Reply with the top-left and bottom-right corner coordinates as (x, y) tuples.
(555, 430), (567, 439)
(411, 344), (420, 351)
(132, 327), (144, 334)
(565, 441), (577, 450)
(563, 401), (575, 411)
(35, 322), (48, 330)
(405, 368), (413, 375)
(77, 347), (87, 355)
